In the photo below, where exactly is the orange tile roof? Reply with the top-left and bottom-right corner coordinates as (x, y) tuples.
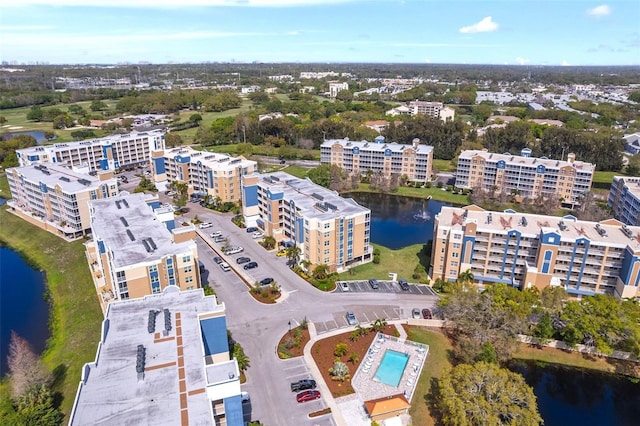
(364, 394), (410, 416)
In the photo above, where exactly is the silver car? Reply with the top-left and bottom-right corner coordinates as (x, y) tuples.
(346, 311), (358, 325)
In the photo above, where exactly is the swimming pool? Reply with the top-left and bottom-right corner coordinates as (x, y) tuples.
(374, 349), (409, 387)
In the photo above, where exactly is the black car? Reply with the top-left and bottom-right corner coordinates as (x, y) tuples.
(246, 227), (258, 233)
(213, 256), (223, 264)
(260, 277), (274, 286)
(290, 379), (317, 392)
(243, 261), (258, 270)
(368, 278), (380, 289)
(236, 257), (251, 264)
(398, 278), (409, 291)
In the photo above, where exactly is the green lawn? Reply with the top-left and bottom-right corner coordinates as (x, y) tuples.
(339, 243), (430, 282)
(344, 183), (470, 205)
(281, 164), (312, 179)
(432, 158), (455, 172)
(0, 174), (103, 419)
(404, 327), (453, 426)
(171, 99), (253, 143)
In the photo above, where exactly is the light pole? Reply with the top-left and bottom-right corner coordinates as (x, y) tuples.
(288, 320), (291, 334)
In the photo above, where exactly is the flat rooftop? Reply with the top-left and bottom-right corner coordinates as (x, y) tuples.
(7, 163), (111, 193)
(90, 193), (196, 268)
(458, 149), (595, 173)
(258, 171), (370, 221)
(612, 176), (640, 199)
(70, 288), (225, 425)
(164, 147), (256, 171)
(17, 130), (163, 155)
(438, 205), (640, 251)
(322, 138), (433, 155)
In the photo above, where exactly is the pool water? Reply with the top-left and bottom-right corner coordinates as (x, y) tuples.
(374, 349), (409, 387)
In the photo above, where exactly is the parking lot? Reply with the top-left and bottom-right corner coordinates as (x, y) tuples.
(313, 304), (406, 335)
(335, 280), (438, 296)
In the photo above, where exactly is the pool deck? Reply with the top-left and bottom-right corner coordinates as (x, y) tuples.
(352, 332), (429, 403)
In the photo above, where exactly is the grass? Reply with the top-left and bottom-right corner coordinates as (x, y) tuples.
(339, 243), (429, 282)
(281, 164), (312, 179)
(403, 327), (453, 426)
(344, 183), (470, 205)
(0, 174), (103, 419)
(432, 158), (455, 172)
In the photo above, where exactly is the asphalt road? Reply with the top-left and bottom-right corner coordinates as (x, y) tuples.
(120, 172), (439, 425)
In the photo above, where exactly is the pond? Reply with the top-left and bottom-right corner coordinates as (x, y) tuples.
(0, 246), (50, 376)
(346, 192), (451, 249)
(509, 360), (640, 426)
(1, 130), (53, 143)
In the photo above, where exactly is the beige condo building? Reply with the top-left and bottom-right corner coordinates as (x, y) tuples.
(6, 163), (118, 240)
(432, 205), (640, 299)
(455, 148), (595, 204)
(241, 172), (372, 272)
(151, 147), (257, 203)
(85, 193), (200, 311)
(321, 136), (434, 184)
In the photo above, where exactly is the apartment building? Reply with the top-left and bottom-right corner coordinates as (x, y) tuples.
(455, 148), (595, 204)
(6, 163), (118, 240)
(69, 288), (244, 426)
(320, 136), (434, 184)
(608, 176), (640, 226)
(242, 172), (372, 272)
(386, 101), (455, 122)
(151, 147), (257, 203)
(432, 205), (640, 299)
(329, 82), (349, 98)
(85, 193), (200, 310)
(16, 130), (165, 171)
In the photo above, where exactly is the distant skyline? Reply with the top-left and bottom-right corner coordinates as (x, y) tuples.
(1, 0), (638, 66)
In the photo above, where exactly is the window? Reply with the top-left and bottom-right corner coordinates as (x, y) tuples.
(451, 261), (458, 267)
(149, 265), (158, 273)
(452, 252), (459, 258)
(324, 258), (330, 263)
(324, 223), (330, 229)
(454, 234), (462, 240)
(324, 232), (330, 238)
(184, 266), (192, 273)
(324, 241), (330, 246)
(453, 243), (461, 249)
(185, 276), (193, 283)
(324, 249), (330, 255)
(183, 255), (191, 263)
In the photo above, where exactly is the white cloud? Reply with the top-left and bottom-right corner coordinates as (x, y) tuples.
(561, 60), (570, 66)
(0, 0), (360, 7)
(587, 4), (611, 16)
(515, 57), (529, 65)
(459, 16), (498, 34)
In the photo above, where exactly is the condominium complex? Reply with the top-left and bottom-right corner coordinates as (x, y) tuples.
(85, 193), (200, 309)
(455, 148), (595, 204)
(16, 130), (165, 171)
(320, 137), (434, 184)
(6, 163), (118, 240)
(151, 147), (257, 203)
(386, 101), (455, 122)
(432, 205), (640, 299)
(608, 176), (640, 226)
(242, 172), (372, 272)
(329, 82), (349, 97)
(69, 288), (244, 426)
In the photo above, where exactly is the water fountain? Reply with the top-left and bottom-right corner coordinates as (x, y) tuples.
(413, 199), (431, 221)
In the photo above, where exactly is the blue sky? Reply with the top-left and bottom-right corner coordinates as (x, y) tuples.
(1, 0), (638, 65)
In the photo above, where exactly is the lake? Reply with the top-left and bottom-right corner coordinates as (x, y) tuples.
(0, 246), (50, 376)
(347, 192), (450, 249)
(510, 360), (640, 426)
(1, 130), (52, 143)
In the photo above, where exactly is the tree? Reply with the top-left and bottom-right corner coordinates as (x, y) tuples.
(170, 181), (189, 211)
(436, 362), (542, 426)
(26, 106), (44, 121)
(307, 164), (331, 188)
(285, 244), (301, 266)
(90, 100), (108, 111)
(0, 116), (7, 125)
(311, 264), (330, 280)
(7, 332), (51, 399)
(52, 114), (73, 129)
(233, 343), (250, 372)
(370, 318), (387, 332)
(456, 269), (474, 285)
(262, 236), (276, 250)
(15, 384), (63, 426)
(188, 113), (203, 124)
(165, 132), (183, 148)
(134, 177), (158, 193)
(334, 343), (348, 357)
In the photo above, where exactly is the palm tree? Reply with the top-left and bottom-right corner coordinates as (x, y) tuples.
(286, 244), (301, 266)
(233, 345), (250, 372)
(457, 268), (474, 286)
(370, 318), (387, 332)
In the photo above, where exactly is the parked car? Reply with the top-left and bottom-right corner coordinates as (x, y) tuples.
(210, 231), (222, 238)
(243, 261), (258, 270)
(198, 222), (213, 229)
(412, 308), (421, 319)
(346, 311), (358, 325)
(224, 247), (243, 255)
(219, 262), (231, 272)
(296, 390), (321, 403)
(246, 227), (259, 233)
(214, 236), (225, 243)
(252, 231), (264, 239)
(368, 278), (380, 289)
(338, 282), (350, 292)
(213, 256), (223, 264)
(398, 278), (409, 291)
(241, 391), (250, 403)
(260, 277), (274, 286)
(422, 308), (432, 319)
(236, 257), (251, 265)
(290, 379), (317, 392)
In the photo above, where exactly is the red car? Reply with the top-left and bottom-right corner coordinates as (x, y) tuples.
(296, 390), (321, 403)
(422, 308), (432, 319)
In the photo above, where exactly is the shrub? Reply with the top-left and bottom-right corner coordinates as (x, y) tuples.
(373, 248), (381, 256)
(425, 181), (432, 188)
(334, 343), (348, 357)
(373, 254), (380, 264)
(329, 361), (349, 381)
(261, 291), (269, 298)
(348, 352), (359, 364)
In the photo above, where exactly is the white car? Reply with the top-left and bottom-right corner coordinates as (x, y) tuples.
(224, 246), (244, 255)
(338, 282), (350, 292)
(252, 231), (264, 239)
(210, 231), (222, 238)
(199, 222), (213, 229)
